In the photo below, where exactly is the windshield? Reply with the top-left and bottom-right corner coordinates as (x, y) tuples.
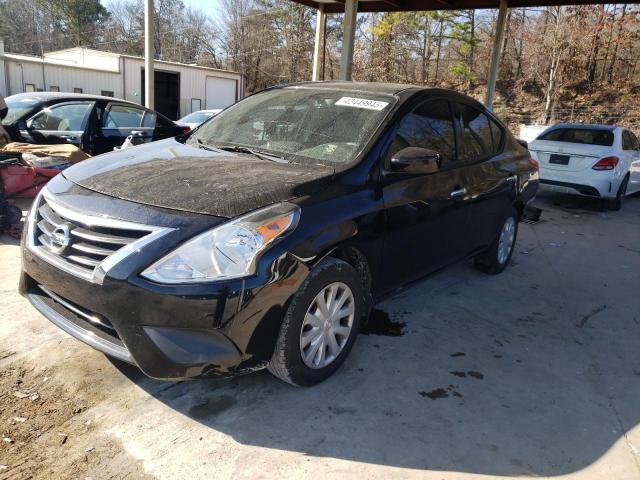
(538, 128), (614, 147)
(191, 88), (396, 165)
(2, 97), (42, 125)
(180, 111), (216, 124)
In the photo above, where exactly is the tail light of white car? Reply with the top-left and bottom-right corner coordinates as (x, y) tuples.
(592, 156), (619, 171)
(529, 157), (539, 171)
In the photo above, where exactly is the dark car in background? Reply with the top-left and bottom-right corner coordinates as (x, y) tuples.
(2, 93), (187, 156)
(20, 82), (538, 386)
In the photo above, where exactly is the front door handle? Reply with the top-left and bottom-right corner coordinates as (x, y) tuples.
(131, 130), (145, 137)
(60, 135), (77, 141)
(450, 187), (467, 198)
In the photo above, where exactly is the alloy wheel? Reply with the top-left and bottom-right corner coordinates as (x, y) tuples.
(497, 217), (516, 265)
(299, 282), (355, 369)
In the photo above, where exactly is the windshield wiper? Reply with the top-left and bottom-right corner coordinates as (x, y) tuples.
(215, 145), (288, 164)
(190, 136), (219, 152)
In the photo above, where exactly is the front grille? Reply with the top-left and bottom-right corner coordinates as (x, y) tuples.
(36, 200), (146, 272)
(27, 191), (173, 283)
(39, 284), (120, 339)
(26, 281), (133, 364)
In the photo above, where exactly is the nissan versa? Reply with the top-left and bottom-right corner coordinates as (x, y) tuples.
(20, 82), (538, 386)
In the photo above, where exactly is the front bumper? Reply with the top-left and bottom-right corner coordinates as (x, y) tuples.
(20, 179), (310, 380)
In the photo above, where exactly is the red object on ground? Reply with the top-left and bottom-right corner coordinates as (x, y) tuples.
(0, 165), (61, 198)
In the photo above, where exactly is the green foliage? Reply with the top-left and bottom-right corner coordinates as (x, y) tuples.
(36, 0), (109, 46)
(449, 61), (475, 82)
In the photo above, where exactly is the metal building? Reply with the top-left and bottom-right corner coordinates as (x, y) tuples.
(0, 43), (244, 120)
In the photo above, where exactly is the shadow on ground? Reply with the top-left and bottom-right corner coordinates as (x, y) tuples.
(104, 193), (640, 476)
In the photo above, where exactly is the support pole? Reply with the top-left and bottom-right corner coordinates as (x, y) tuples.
(484, 0), (508, 109)
(312, 5), (326, 81)
(339, 0), (358, 81)
(144, 0), (155, 109)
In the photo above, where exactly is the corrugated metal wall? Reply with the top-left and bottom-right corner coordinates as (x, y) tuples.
(2, 54), (243, 119)
(4, 59), (122, 97)
(122, 57), (242, 117)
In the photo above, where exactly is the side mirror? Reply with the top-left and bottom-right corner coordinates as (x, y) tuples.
(390, 147), (441, 174)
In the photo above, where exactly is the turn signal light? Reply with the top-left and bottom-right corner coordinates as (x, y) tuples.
(592, 156), (619, 170)
(181, 126), (191, 135)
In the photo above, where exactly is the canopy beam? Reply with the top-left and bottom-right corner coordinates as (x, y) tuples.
(339, 0), (358, 80)
(144, 0), (155, 109)
(484, 0), (508, 108)
(312, 4), (326, 81)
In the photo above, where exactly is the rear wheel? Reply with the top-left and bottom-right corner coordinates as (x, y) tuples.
(268, 257), (363, 386)
(609, 174), (629, 211)
(474, 207), (518, 275)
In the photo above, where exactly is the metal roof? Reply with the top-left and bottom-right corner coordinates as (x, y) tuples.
(293, 0), (630, 13)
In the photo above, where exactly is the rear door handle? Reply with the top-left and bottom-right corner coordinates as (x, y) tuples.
(130, 130), (146, 137)
(60, 135), (77, 141)
(450, 187), (467, 198)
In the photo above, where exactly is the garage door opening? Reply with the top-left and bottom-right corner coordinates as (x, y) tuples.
(141, 69), (180, 120)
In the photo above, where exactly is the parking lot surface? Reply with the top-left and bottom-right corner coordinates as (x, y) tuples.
(1, 190), (640, 480)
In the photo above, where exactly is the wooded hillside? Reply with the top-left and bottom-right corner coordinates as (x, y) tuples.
(1, 0), (638, 129)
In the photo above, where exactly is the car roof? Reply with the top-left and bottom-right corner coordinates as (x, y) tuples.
(266, 81), (488, 110)
(7, 92), (144, 106)
(280, 81), (420, 96)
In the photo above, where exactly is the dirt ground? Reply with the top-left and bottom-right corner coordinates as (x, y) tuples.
(1, 190), (640, 480)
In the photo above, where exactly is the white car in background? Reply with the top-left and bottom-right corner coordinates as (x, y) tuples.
(529, 124), (640, 210)
(176, 109), (222, 130)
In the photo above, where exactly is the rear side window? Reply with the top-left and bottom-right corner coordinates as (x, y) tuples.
(104, 105), (145, 128)
(538, 128), (614, 147)
(455, 103), (501, 163)
(388, 99), (456, 165)
(622, 130), (639, 150)
(142, 111), (157, 128)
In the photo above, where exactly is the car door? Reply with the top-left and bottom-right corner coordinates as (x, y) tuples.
(96, 103), (155, 155)
(23, 101), (94, 153)
(380, 97), (472, 290)
(621, 130), (640, 194)
(452, 100), (515, 252)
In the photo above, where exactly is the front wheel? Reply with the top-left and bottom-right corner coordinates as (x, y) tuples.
(268, 257), (363, 386)
(474, 207), (519, 275)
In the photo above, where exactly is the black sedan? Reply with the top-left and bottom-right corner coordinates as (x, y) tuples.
(2, 93), (187, 156)
(20, 82), (538, 386)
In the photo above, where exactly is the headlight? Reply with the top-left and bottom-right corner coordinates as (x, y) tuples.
(141, 203), (300, 284)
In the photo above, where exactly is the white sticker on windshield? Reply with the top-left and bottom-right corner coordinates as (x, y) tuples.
(335, 97), (389, 111)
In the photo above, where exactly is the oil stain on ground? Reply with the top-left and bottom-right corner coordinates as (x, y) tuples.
(189, 395), (236, 419)
(419, 388), (449, 400)
(361, 308), (406, 336)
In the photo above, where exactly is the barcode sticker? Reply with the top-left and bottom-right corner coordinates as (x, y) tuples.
(335, 97), (389, 111)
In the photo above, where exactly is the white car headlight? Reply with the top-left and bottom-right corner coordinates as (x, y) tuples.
(141, 203), (300, 284)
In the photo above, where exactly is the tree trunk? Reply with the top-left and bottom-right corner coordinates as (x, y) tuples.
(607, 4), (626, 84)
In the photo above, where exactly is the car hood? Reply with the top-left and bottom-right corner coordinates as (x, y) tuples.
(63, 138), (335, 218)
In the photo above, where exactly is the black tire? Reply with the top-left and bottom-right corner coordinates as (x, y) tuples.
(609, 175), (629, 211)
(474, 207), (519, 275)
(268, 257), (363, 386)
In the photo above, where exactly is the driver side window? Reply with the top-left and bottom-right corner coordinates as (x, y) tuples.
(386, 99), (456, 166)
(29, 102), (93, 132)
